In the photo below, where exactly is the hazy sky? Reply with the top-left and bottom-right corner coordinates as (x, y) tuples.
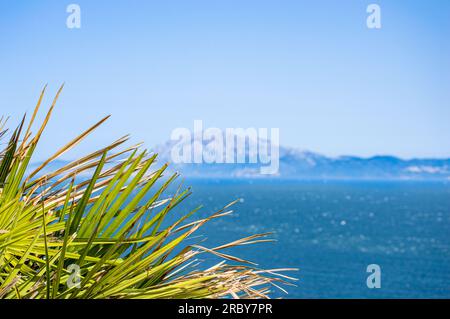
(0, 0), (449, 160)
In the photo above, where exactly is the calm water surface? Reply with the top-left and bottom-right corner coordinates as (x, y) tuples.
(164, 180), (450, 298)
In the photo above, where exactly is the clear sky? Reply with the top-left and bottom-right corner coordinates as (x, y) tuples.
(0, 0), (449, 160)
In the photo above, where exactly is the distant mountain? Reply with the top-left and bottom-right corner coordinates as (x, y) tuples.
(153, 137), (450, 180)
(29, 139), (450, 181)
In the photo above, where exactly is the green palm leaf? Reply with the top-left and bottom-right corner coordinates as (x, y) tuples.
(0, 85), (296, 299)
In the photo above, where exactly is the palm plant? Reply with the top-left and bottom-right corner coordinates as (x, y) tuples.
(0, 85), (294, 299)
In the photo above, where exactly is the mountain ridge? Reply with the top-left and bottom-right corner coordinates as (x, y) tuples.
(28, 140), (450, 181)
(153, 138), (450, 180)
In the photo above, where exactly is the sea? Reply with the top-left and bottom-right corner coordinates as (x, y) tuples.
(168, 179), (450, 298)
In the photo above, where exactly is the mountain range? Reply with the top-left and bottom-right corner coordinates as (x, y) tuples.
(153, 138), (450, 181)
(28, 138), (450, 181)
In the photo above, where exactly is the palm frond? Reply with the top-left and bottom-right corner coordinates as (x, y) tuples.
(0, 85), (296, 299)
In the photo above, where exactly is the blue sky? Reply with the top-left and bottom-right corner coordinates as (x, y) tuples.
(0, 0), (449, 160)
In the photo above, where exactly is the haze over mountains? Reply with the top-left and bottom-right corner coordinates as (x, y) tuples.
(28, 138), (450, 181)
(153, 137), (450, 181)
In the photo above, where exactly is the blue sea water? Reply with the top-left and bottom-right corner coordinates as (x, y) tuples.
(170, 179), (450, 298)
